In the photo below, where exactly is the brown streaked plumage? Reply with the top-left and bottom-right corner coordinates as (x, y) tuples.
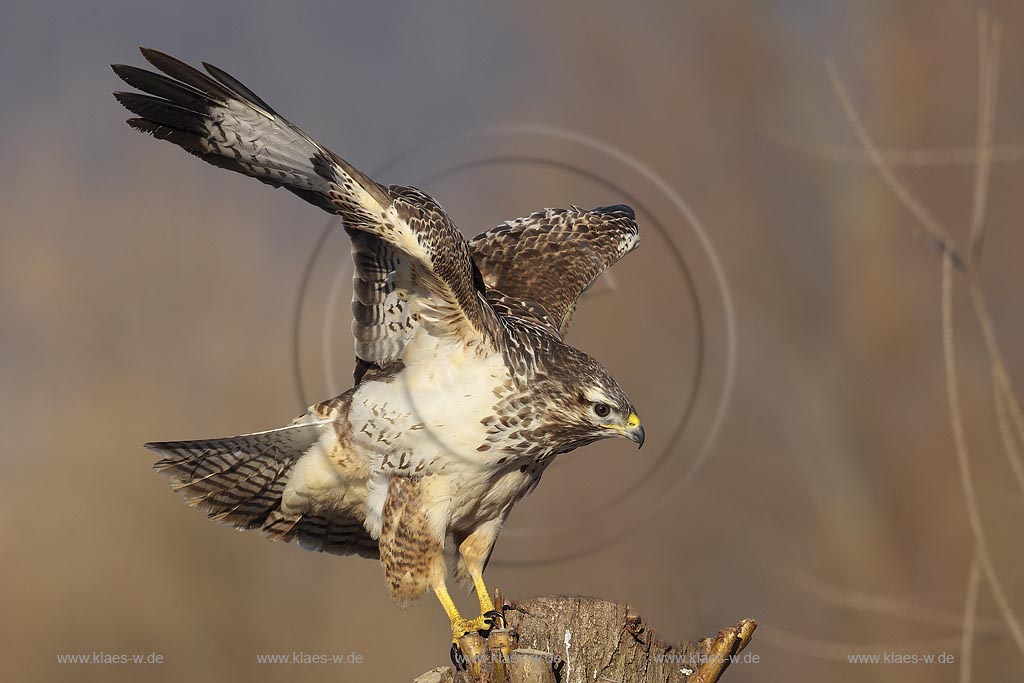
(114, 48), (645, 641)
(470, 205), (640, 336)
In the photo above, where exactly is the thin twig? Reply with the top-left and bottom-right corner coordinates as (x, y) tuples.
(993, 377), (1024, 496)
(968, 13), (1001, 264)
(959, 551), (983, 683)
(971, 276), (1024, 463)
(825, 62), (966, 270)
(942, 252), (1024, 654)
(966, 10), (1024, 521)
(965, 15), (1024, 497)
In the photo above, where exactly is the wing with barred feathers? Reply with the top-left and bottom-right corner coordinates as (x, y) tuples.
(468, 205), (640, 337)
(112, 48), (498, 369)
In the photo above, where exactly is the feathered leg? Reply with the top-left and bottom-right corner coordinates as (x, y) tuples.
(457, 519), (503, 618)
(379, 476), (493, 641)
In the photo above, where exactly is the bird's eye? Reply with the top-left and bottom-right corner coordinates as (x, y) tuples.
(593, 402), (611, 418)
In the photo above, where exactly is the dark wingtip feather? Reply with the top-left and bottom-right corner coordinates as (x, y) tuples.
(112, 91), (145, 113)
(144, 441), (176, 466)
(137, 47), (235, 102)
(124, 118), (206, 157)
(201, 60), (276, 114)
(143, 439), (186, 453)
(139, 47), (184, 73)
(593, 204), (636, 220)
(125, 116), (178, 137)
(138, 47), (174, 73)
(113, 63), (220, 112)
(113, 92), (209, 133)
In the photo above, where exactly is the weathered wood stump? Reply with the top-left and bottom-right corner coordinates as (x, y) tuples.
(415, 596), (757, 683)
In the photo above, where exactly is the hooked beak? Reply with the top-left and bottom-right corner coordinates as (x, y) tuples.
(628, 423), (645, 448)
(626, 412), (645, 448)
(601, 412), (645, 448)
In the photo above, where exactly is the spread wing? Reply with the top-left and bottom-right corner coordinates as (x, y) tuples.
(468, 205), (640, 336)
(112, 49), (498, 371)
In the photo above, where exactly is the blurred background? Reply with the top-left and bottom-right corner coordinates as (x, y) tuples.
(3, 1), (1024, 681)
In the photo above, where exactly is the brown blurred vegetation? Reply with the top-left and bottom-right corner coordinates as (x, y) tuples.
(2, 1), (1024, 681)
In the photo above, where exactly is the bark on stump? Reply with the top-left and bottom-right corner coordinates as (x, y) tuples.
(414, 595), (756, 683)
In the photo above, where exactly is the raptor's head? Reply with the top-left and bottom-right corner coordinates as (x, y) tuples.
(539, 345), (644, 453)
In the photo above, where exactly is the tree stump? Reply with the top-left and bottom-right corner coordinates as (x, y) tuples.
(414, 595), (756, 683)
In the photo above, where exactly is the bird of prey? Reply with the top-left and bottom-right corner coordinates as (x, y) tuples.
(112, 48), (645, 641)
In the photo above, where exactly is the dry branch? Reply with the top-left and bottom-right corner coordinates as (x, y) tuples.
(415, 596), (756, 683)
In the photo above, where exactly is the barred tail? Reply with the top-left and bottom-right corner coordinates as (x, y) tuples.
(145, 420), (379, 559)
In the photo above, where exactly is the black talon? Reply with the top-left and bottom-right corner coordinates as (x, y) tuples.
(483, 609), (506, 628)
(450, 643), (465, 670)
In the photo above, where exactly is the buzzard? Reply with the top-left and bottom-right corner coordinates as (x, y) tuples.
(113, 48), (644, 641)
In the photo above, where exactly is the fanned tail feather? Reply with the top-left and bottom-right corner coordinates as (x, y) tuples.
(145, 421), (378, 558)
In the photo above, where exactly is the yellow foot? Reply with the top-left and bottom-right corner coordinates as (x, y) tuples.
(450, 614), (495, 642)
